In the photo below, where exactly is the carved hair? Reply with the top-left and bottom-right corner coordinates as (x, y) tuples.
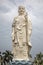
(18, 6), (25, 10)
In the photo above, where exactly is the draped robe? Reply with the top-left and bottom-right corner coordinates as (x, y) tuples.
(12, 15), (32, 60)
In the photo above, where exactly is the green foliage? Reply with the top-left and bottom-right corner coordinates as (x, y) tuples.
(0, 50), (13, 65)
(2, 50), (13, 63)
(33, 52), (43, 65)
(0, 51), (3, 65)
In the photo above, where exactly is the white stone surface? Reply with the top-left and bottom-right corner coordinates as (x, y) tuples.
(12, 6), (32, 60)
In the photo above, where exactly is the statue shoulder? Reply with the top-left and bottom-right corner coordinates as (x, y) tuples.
(12, 16), (18, 27)
(14, 16), (18, 21)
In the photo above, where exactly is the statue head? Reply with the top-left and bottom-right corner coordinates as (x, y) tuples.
(18, 6), (25, 15)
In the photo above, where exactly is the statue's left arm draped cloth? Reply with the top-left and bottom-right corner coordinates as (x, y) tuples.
(27, 16), (32, 45)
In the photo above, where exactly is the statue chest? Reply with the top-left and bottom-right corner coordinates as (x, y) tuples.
(15, 16), (26, 30)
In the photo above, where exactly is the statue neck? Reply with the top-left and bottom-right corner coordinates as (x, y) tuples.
(19, 14), (24, 16)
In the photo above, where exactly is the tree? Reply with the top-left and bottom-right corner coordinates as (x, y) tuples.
(0, 52), (3, 65)
(2, 50), (13, 64)
(33, 52), (43, 65)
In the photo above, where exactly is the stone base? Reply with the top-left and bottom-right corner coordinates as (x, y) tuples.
(13, 58), (29, 61)
(11, 60), (33, 65)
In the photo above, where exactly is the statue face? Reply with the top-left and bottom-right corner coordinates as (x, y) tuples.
(18, 6), (25, 15)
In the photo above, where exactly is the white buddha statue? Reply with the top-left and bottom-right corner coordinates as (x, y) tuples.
(12, 6), (32, 60)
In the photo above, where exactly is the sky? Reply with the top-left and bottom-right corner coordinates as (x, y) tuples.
(0, 0), (43, 58)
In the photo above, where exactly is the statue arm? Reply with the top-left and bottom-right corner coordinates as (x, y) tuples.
(25, 12), (32, 36)
(25, 13), (32, 46)
(28, 18), (32, 37)
(24, 13), (32, 42)
(26, 17), (32, 45)
(12, 19), (15, 41)
(27, 18), (32, 46)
